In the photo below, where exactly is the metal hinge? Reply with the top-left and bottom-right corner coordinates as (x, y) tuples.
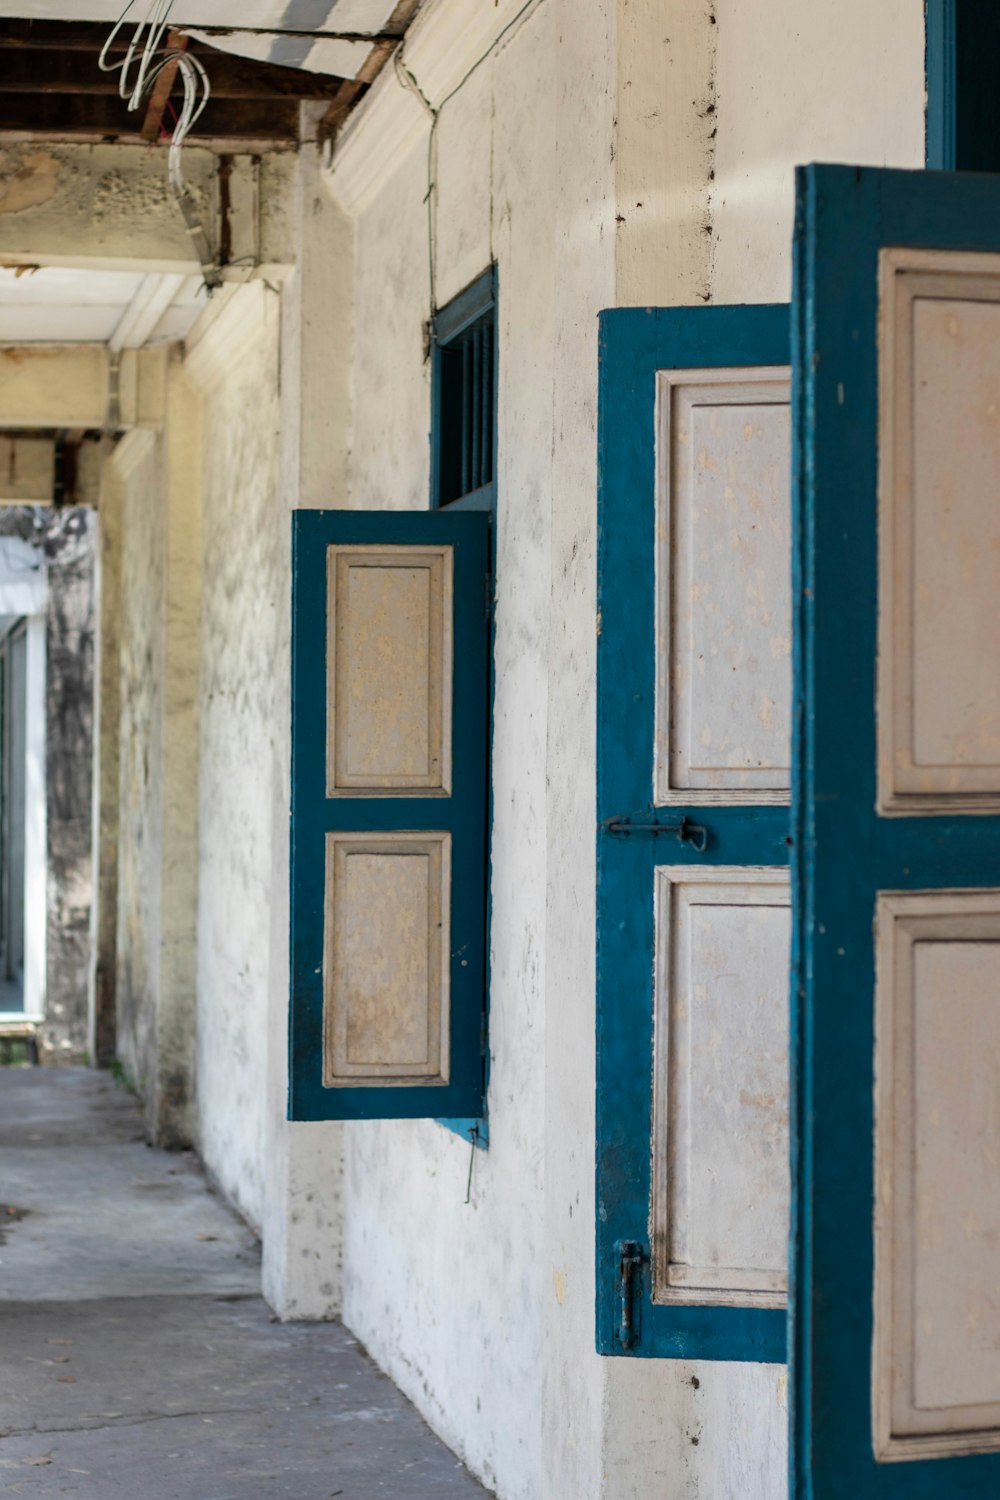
(615, 1239), (647, 1350)
(601, 814), (708, 852)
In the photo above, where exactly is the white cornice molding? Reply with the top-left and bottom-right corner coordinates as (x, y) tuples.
(325, 0), (541, 217)
(183, 281), (271, 391)
(324, 63), (430, 217)
(403, 0), (537, 106)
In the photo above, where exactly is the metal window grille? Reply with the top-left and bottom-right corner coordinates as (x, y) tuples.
(432, 269), (496, 509)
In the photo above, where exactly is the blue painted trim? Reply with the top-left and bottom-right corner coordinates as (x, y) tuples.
(433, 266), (495, 341)
(926, 0), (956, 168)
(596, 305), (791, 1363)
(791, 163), (1000, 1498)
(435, 1117), (488, 1151)
(289, 508), (490, 1122)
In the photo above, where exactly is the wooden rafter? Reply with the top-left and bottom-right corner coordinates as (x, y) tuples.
(140, 28), (187, 143)
(316, 0), (424, 149)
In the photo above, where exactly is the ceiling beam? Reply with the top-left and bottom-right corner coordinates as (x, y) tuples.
(0, 93), (302, 140)
(0, 144), (296, 274)
(109, 274), (187, 352)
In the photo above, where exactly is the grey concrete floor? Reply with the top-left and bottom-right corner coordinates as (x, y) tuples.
(0, 1067), (491, 1499)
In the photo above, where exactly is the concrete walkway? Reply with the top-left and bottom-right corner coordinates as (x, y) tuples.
(0, 1067), (491, 1499)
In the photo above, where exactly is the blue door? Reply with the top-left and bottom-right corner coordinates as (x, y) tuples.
(597, 305), (791, 1363)
(792, 164), (1000, 1495)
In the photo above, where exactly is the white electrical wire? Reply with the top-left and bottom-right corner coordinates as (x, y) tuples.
(98, 0), (211, 193)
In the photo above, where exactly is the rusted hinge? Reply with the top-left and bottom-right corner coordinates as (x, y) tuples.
(615, 1239), (647, 1350)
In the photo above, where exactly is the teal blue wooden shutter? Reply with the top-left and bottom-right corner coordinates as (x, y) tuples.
(792, 163), (1000, 1496)
(289, 509), (490, 1121)
(596, 306), (790, 1362)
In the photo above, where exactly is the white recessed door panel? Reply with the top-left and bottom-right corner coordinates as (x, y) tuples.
(879, 251), (1000, 812)
(652, 867), (790, 1307)
(655, 368), (791, 804)
(323, 832), (451, 1088)
(326, 544), (453, 796)
(875, 890), (1000, 1460)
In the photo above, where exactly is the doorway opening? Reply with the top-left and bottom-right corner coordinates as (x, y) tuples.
(0, 507), (96, 1062)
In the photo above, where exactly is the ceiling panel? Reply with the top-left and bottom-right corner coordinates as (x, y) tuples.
(0, 1), (398, 30)
(0, 266), (203, 346)
(184, 28), (370, 78)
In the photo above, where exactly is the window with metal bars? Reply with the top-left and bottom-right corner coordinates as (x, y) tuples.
(431, 267), (497, 510)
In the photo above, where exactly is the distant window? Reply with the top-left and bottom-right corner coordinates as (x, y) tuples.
(431, 267), (496, 510)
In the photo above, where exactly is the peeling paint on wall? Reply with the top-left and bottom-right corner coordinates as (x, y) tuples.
(0, 152), (61, 217)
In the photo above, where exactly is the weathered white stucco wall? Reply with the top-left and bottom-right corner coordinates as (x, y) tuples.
(112, 359), (201, 1147)
(186, 257), (346, 1312)
(337, 5), (586, 1496)
(711, 0), (925, 303)
(334, 2), (610, 1495)
(188, 288), (284, 1229)
(114, 431), (164, 1108)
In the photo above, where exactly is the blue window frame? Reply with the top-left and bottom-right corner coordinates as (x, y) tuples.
(596, 305), (789, 1363)
(791, 161), (1000, 1499)
(289, 508), (491, 1122)
(926, 0), (1000, 171)
(431, 267), (497, 512)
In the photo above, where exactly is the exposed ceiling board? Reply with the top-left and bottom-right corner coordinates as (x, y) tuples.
(0, 267), (145, 307)
(0, 265), (203, 346)
(184, 28), (371, 79)
(0, 17), (398, 142)
(0, 304), (124, 340)
(0, 1), (398, 30)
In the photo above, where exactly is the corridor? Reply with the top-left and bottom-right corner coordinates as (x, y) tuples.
(0, 1068), (491, 1498)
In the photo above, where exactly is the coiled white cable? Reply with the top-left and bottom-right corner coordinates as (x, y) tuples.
(98, 0), (211, 191)
(98, 1), (217, 283)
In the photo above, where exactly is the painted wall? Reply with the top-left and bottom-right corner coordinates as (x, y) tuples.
(711, 0), (925, 303)
(337, 7), (568, 1494)
(115, 431), (165, 1108)
(112, 361), (201, 1146)
(187, 273), (346, 1307)
(190, 288), (284, 1232)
